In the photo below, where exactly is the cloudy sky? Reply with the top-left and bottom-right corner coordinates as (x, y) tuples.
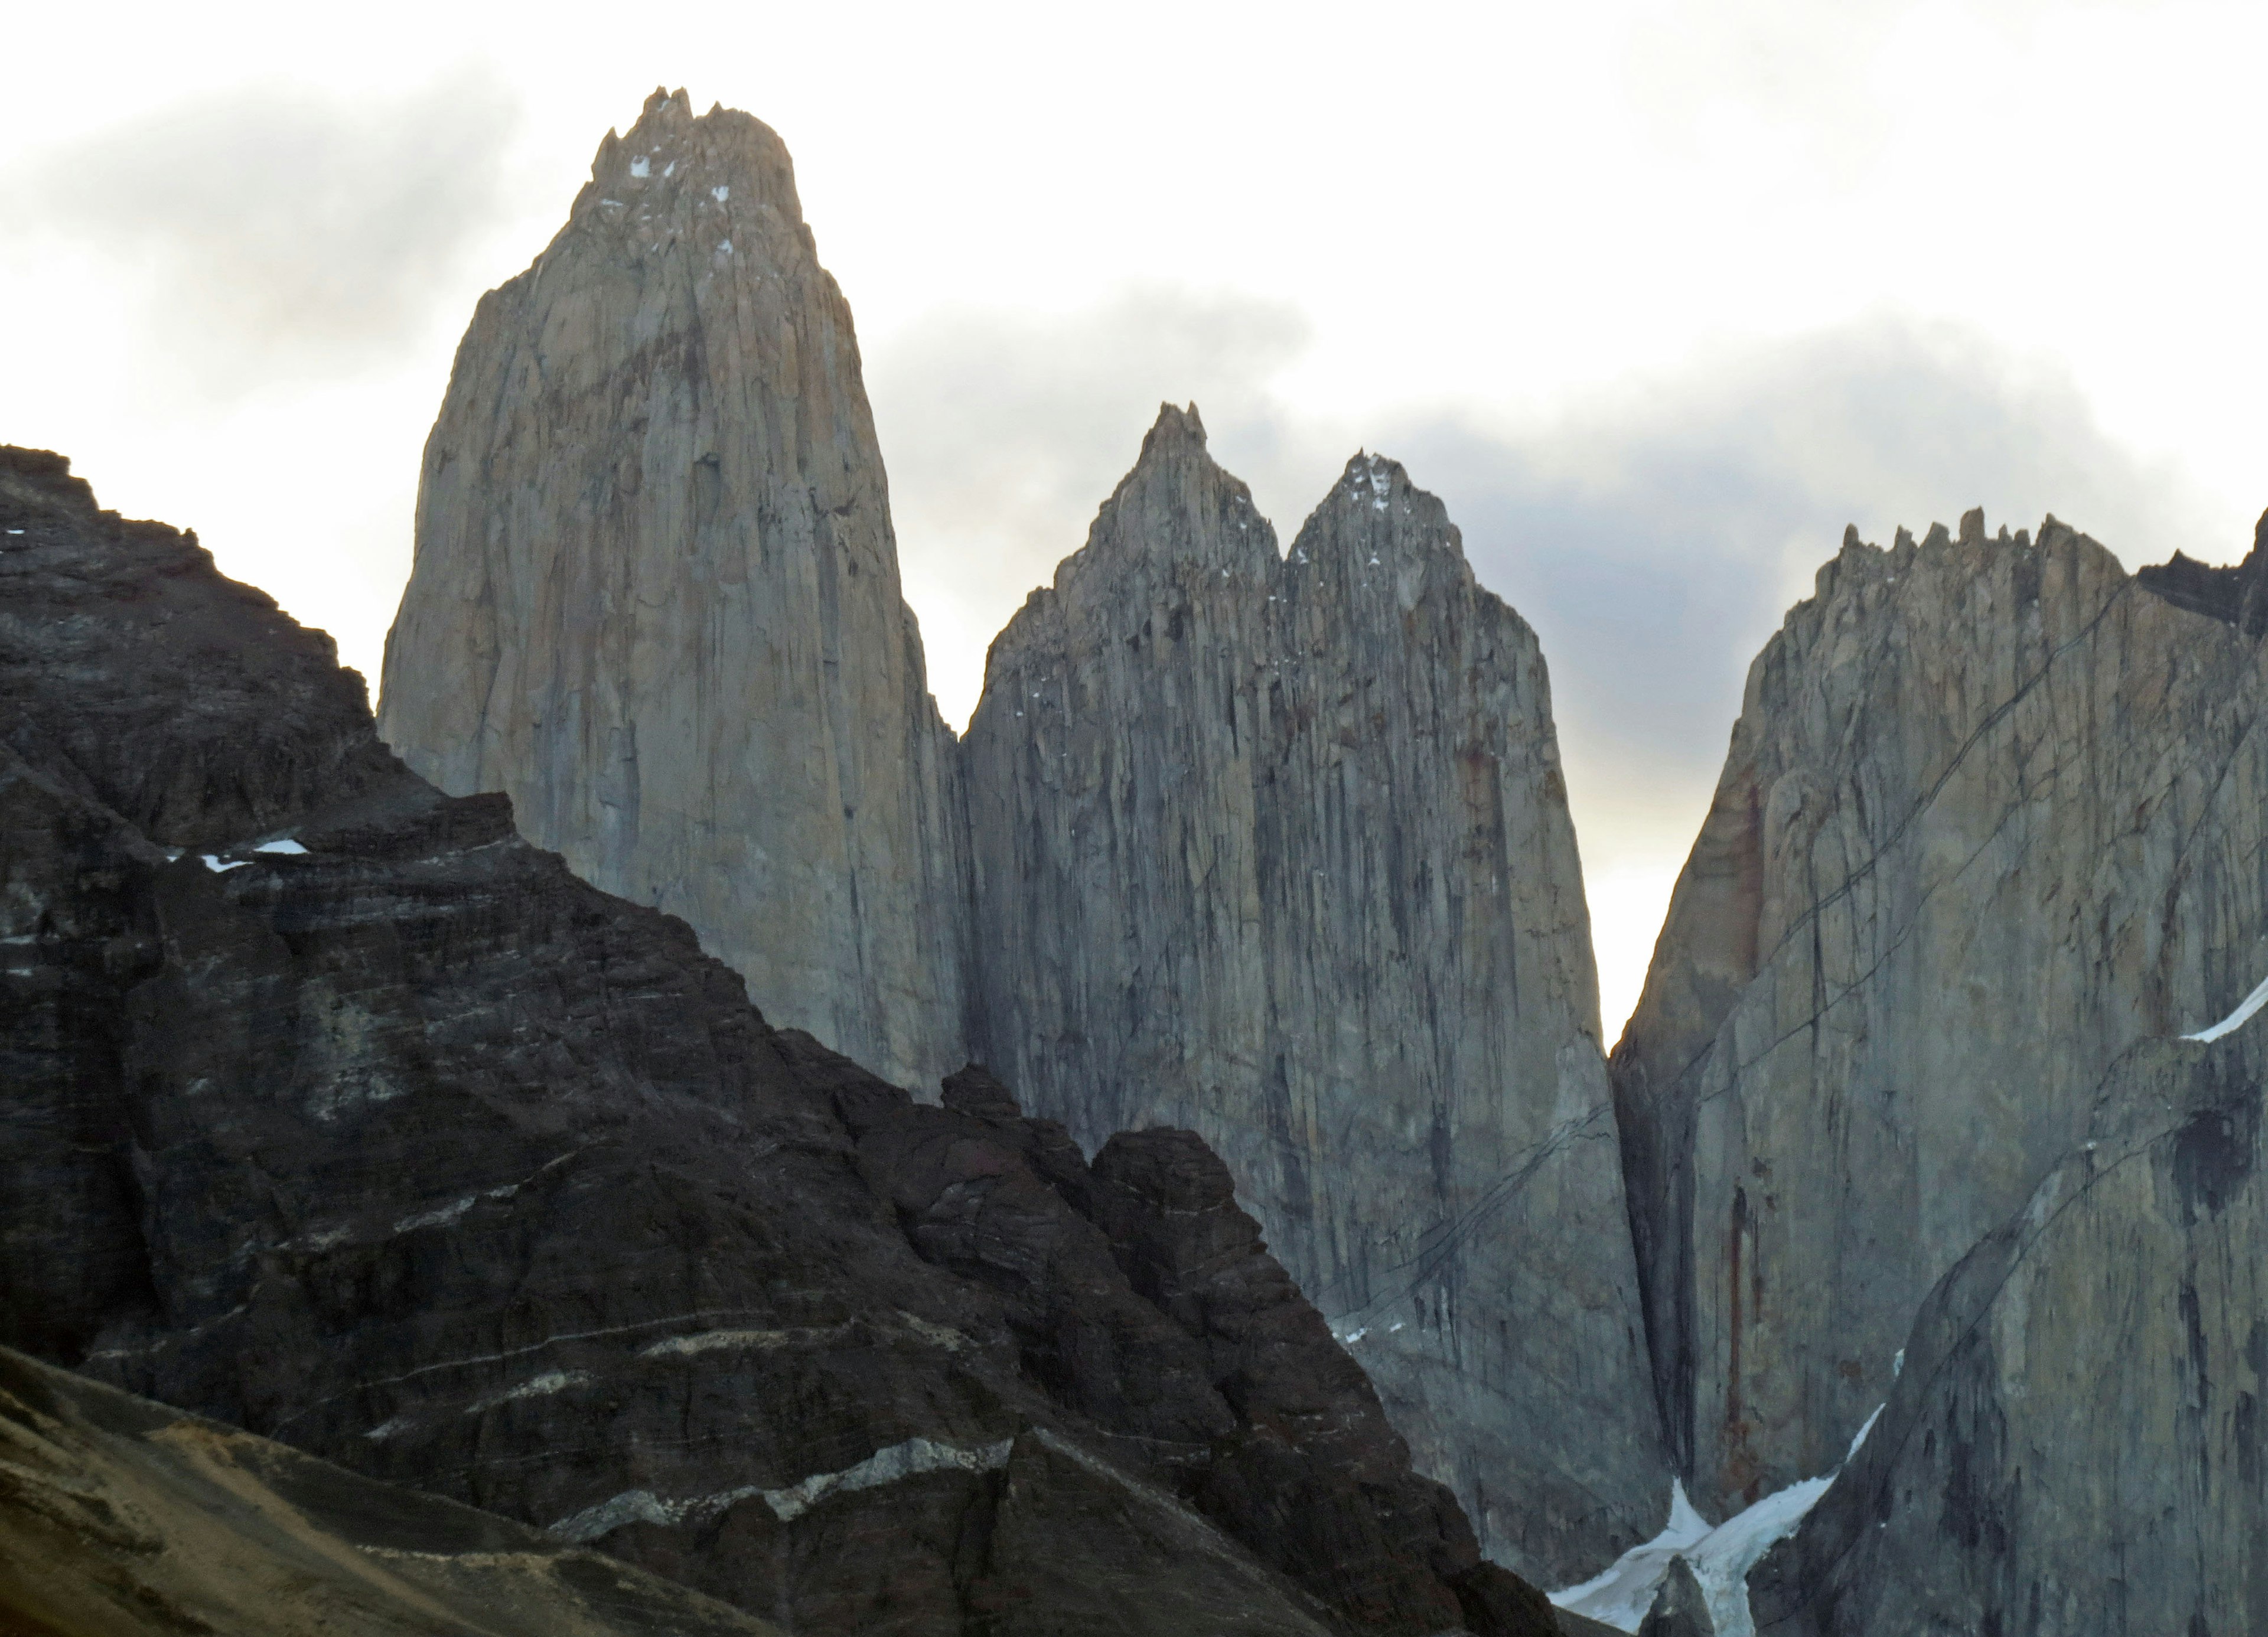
(8, 0), (2263, 1033)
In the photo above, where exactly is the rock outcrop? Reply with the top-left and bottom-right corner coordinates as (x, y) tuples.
(1638, 1559), (1715, 1637)
(962, 408), (1667, 1581)
(0, 1342), (784, 1637)
(1612, 506), (2268, 1525)
(377, 88), (967, 1093)
(1749, 1028), (2268, 1636)
(0, 442), (1556, 1636)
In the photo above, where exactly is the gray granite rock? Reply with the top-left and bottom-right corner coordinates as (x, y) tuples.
(962, 407), (1668, 1582)
(1612, 506), (2268, 1522)
(1749, 1029), (2268, 1636)
(1638, 1558), (1715, 1637)
(377, 88), (968, 1094)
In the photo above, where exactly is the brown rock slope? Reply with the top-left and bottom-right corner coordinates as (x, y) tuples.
(962, 409), (1667, 1581)
(377, 87), (968, 1093)
(0, 1343), (783, 1637)
(1612, 505), (2268, 1524)
(0, 441), (1556, 1636)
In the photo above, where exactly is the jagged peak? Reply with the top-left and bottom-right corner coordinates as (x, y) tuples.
(1061, 401), (1273, 580)
(1138, 401), (1208, 461)
(2135, 504), (2268, 637)
(1282, 450), (1467, 589)
(564, 92), (808, 266)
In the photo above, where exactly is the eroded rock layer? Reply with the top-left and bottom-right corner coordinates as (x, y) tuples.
(377, 88), (967, 1093)
(0, 1343), (784, 1637)
(0, 442), (1557, 1637)
(963, 407), (1667, 1582)
(1613, 506), (2268, 1525)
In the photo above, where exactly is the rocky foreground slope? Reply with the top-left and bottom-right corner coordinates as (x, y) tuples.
(377, 87), (968, 1094)
(963, 409), (1666, 1580)
(0, 442), (1561, 1636)
(377, 92), (1667, 1583)
(0, 1343), (784, 1637)
(1608, 507), (2268, 1629)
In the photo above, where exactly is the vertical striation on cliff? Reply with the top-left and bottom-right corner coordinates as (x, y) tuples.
(1749, 1028), (2268, 1636)
(1613, 506), (2268, 1528)
(377, 88), (967, 1092)
(963, 409), (1667, 1582)
(375, 89), (1671, 1581)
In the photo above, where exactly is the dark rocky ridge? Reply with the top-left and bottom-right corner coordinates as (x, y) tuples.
(0, 1341), (786, 1637)
(0, 441), (1557, 1636)
(2134, 506), (2268, 636)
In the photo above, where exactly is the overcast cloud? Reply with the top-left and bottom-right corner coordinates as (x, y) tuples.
(9, 74), (520, 394)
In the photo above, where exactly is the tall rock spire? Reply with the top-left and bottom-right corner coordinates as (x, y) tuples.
(963, 414), (1669, 1582)
(1614, 511), (2268, 1522)
(379, 89), (968, 1090)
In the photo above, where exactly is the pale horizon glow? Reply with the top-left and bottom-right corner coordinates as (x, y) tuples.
(9, 0), (2267, 1038)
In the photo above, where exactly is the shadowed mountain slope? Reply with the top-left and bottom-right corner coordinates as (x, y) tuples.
(0, 441), (1556, 1637)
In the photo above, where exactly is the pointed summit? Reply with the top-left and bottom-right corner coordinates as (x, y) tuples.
(1048, 402), (1276, 605)
(1288, 450), (1472, 593)
(1137, 399), (1207, 456)
(965, 441), (1666, 1580)
(379, 99), (969, 1093)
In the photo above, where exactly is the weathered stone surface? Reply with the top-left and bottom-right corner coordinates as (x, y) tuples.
(2135, 506), (2268, 635)
(0, 443), (1554, 1636)
(1638, 1558), (1715, 1637)
(0, 1342), (784, 1637)
(1612, 506), (2268, 1519)
(377, 87), (967, 1093)
(1749, 1030), (2268, 1636)
(962, 407), (1666, 1580)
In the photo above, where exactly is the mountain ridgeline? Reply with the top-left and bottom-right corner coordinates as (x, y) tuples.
(19, 82), (2253, 1637)
(379, 89), (1665, 1584)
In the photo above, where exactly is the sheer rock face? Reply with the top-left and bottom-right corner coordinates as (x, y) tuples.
(377, 87), (967, 1093)
(1749, 1032), (2268, 1637)
(0, 444), (1555, 1637)
(1613, 507), (2268, 1520)
(963, 409), (1667, 1583)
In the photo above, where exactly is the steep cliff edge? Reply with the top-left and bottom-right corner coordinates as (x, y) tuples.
(377, 87), (967, 1093)
(0, 442), (1561, 1636)
(1612, 506), (2268, 1524)
(1749, 1026), (2268, 1636)
(963, 408), (1667, 1582)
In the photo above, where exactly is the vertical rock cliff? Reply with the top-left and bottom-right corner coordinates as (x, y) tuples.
(963, 409), (1667, 1582)
(1750, 1027), (2268, 1636)
(1613, 507), (2268, 1527)
(377, 88), (966, 1092)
